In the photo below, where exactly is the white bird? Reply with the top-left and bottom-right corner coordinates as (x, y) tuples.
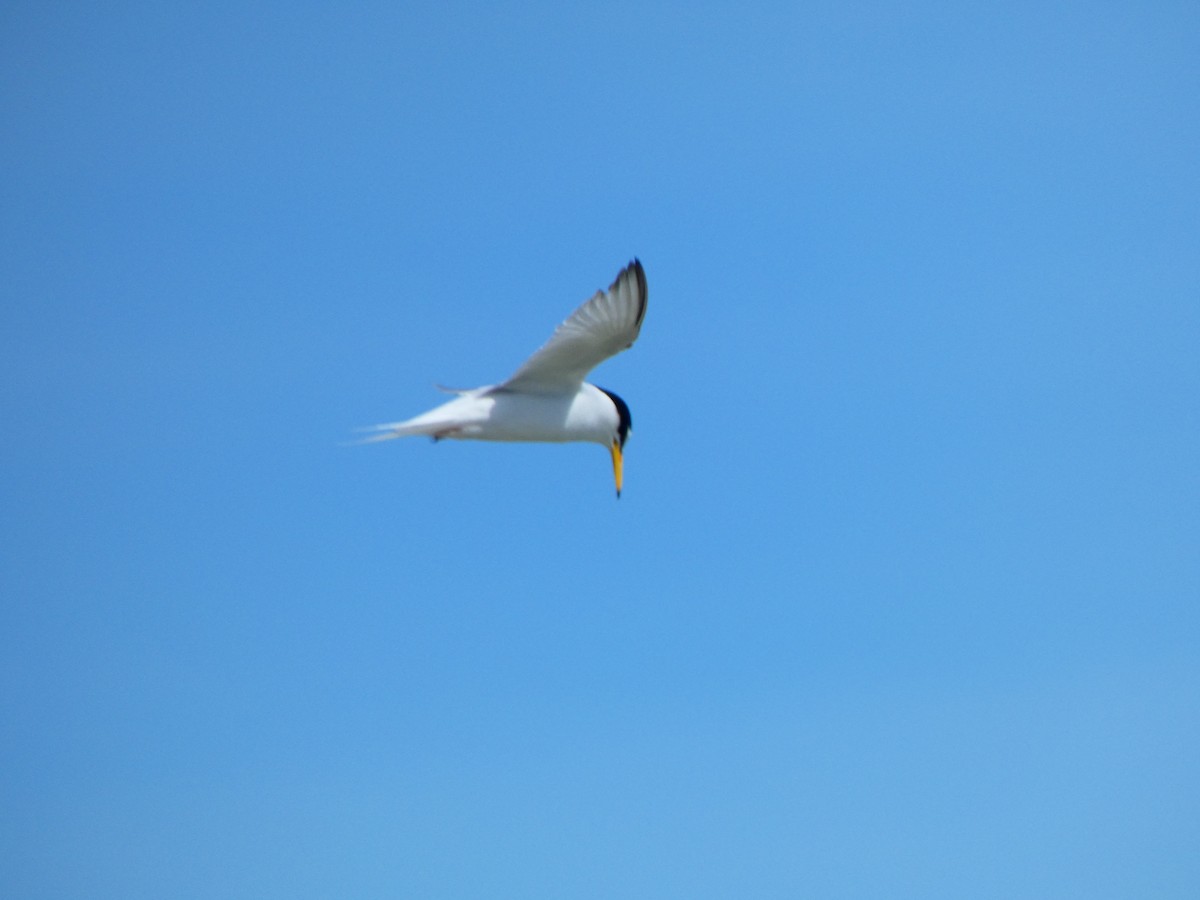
(358, 259), (647, 497)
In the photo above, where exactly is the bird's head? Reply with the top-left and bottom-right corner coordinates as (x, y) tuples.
(597, 387), (632, 498)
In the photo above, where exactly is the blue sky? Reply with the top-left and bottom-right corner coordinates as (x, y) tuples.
(2, 2), (1198, 896)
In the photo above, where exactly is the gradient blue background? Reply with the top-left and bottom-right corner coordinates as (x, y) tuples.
(3, 2), (1198, 897)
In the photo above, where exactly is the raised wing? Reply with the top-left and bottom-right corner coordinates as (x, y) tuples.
(498, 259), (647, 393)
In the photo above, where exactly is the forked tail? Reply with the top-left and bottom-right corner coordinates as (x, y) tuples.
(348, 421), (427, 445)
(348, 419), (460, 445)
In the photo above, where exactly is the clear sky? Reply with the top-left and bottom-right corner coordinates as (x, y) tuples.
(2, 2), (1198, 897)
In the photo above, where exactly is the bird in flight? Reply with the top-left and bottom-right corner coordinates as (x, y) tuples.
(358, 259), (647, 497)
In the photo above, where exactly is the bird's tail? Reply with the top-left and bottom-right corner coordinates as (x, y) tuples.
(346, 421), (436, 445)
(349, 391), (482, 446)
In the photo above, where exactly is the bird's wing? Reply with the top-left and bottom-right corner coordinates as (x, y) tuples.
(496, 259), (647, 393)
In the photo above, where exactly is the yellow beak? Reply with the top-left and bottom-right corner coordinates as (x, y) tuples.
(609, 439), (624, 498)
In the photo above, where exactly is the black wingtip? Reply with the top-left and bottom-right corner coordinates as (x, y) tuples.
(622, 258), (647, 329)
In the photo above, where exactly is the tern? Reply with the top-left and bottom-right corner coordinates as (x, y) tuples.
(358, 259), (647, 497)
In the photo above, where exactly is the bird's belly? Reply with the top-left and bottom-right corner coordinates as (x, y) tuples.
(461, 391), (608, 444)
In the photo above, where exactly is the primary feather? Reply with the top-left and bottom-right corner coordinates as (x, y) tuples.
(500, 259), (646, 392)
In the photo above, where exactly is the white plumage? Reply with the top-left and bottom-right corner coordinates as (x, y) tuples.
(358, 259), (647, 496)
